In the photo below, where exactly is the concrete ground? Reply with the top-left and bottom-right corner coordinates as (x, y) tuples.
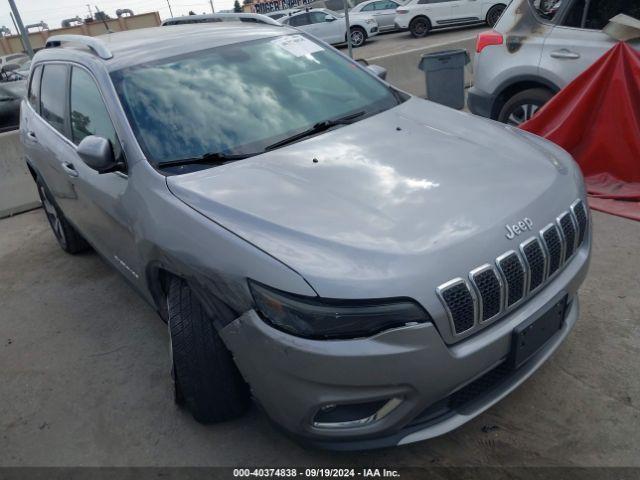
(0, 208), (639, 467)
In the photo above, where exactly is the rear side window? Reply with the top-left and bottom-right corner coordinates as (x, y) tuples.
(529, 0), (562, 21)
(289, 13), (311, 26)
(584, 0), (640, 29)
(40, 64), (69, 135)
(561, 0), (639, 29)
(28, 65), (42, 112)
(309, 12), (328, 23)
(562, 0), (586, 27)
(70, 67), (121, 158)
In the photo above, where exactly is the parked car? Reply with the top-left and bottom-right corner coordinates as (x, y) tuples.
(395, 0), (509, 37)
(0, 79), (26, 132)
(22, 24), (590, 450)
(468, 0), (640, 124)
(350, 0), (404, 32)
(279, 8), (379, 47)
(0, 63), (27, 132)
(0, 53), (29, 70)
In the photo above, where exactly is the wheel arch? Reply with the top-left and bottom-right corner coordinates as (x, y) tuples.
(346, 24), (368, 39)
(484, 3), (507, 22)
(145, 262), (247, 329)
(409, 14), (431, 27)
(491, 75), (560, 119)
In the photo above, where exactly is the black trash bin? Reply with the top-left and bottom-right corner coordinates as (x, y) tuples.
(418, 49), (470, 110)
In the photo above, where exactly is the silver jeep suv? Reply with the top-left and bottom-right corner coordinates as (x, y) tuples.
(469, 0), (640, 124)
(21, 22), (590, 449)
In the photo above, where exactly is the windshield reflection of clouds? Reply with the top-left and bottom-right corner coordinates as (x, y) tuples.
(120, 57), (308, 161)
(115, 38), (395, 163)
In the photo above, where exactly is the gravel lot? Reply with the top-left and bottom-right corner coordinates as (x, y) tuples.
(1, 207), (639, 467)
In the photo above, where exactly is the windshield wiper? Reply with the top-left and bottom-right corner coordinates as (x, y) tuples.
(265, 111), (366, 151)
(157, 151), (257, 169)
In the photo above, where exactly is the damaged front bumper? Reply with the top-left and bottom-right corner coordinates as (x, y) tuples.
(220, 240), (589, 450)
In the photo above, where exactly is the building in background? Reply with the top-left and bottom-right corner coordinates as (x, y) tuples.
(0, 11), (161, 56)
(243, 0), (360, 15)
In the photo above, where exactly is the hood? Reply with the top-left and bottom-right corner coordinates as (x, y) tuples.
(167, 97), (584, 300)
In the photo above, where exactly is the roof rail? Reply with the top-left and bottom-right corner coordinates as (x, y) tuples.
(45, 35), (113, 60)
(161, 13), (282, 27)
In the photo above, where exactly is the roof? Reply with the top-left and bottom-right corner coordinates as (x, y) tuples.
(35, 23), (292, 71)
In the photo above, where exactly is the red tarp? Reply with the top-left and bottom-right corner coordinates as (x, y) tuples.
(520, 42), (640, 221)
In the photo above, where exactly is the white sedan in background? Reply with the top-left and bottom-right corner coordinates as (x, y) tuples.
(350, 0), (404, 32)
(280, 8), (379, 47)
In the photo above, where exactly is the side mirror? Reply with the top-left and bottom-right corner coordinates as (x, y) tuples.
(325, 14), (336, 21)
(367, 64), (387, 80)
(76, 135), (118, 173)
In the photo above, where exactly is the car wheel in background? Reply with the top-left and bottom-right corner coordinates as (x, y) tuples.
(486, 4), (506, 27)
(350, 27), (367, 48)
(167, 276), (250, 423)
(409, 17), (431, 38)
(498, 88), (554, 126)
(35, 177), (90, 254)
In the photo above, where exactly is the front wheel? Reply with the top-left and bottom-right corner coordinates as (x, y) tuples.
(498, 88), (554, 126)
(486, 4), (506, 27)
(35, 177), (90, 254)
(167, 277), (250, 423)
(349, 27), (367, 48)
(409, 17), (431, 38)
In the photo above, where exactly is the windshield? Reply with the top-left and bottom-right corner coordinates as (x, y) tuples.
(112, 34), (401, 166)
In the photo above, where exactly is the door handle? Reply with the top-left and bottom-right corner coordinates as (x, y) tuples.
(61, 161), (79, 177)
(27, 131), (38, 142)
(550, 49), (581, 60)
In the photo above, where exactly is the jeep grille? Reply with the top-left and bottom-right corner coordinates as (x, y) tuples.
(436, 199), (588, 338)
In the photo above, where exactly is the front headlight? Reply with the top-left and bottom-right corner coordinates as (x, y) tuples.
(249, 280), (430, 340)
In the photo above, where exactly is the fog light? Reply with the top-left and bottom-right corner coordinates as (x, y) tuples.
(312, 398), (403, 429)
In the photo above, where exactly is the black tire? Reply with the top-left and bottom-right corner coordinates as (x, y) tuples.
(486, 4), (506, 27)
(349, 27), (367, 48)
(35, 177), (90, 254)
(409, 17), (431, 38)
(167, 277), (250, 423)
(497, 88), (554, 126)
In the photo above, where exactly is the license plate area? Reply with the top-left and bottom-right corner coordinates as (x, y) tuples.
(509, 296), (567, 369)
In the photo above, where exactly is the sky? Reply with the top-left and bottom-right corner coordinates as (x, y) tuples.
(1, 0), (237, 34)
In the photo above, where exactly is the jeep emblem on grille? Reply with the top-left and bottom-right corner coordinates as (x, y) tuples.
(505, 218), (534, 239)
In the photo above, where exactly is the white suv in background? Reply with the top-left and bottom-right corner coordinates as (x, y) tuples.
(280, 8), (379, 47)
(395, 0), (508, 37)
